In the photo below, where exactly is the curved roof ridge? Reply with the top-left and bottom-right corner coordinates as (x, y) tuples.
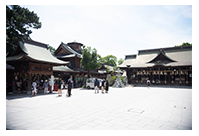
(62, 43), (82, 57)
(146, 51), (177, 64)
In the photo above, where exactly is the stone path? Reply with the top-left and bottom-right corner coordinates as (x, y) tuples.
(6, 87), (192, 130)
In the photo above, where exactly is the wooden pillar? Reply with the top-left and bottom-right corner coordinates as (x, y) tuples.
(27, 72), (31, 94)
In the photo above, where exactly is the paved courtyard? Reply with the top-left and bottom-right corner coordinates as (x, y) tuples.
(6, 87), (192, 130)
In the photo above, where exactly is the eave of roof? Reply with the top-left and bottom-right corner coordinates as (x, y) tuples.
(6, 39), (69, 66)
(119, 49), (192, 68)
(62, 43), (82, 57)
(146, 51), (177, 64)
(53, 65), (78, 73)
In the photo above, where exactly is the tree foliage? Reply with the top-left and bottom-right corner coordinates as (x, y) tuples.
(99, 55), (117, 66)
(175, 42), (192, 47)
(81, 47), (101, 78)
(118, 58), (124, 65)
(6, 5), (42, 55)
(48, 45), (56, 54)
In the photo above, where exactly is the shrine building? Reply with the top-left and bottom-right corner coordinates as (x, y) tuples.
(119, 46), (192, 86)
(6, 38), (69, 94)
(53, 41), (104, 87)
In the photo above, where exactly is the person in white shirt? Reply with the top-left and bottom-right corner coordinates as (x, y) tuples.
(43, 80), (48, 94)
(49, 79), (53, 93)
(32, 80), (37, 96)
(147, 79), (150, 89)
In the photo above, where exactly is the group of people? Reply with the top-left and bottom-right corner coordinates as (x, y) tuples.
(31, 79), (53, 96)
(57, 75), (73, 97)
(94, 78), (109, 94)
(31, 76), (110, 97)
(146, 79), (160, 89)
(31, 75), (73, 97)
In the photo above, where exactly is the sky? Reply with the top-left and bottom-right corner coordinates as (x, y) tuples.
(19, 5), (192, 61)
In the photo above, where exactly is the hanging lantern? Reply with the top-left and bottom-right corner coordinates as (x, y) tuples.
(160, 71), (163, 75)
(157, 71), (159, 75)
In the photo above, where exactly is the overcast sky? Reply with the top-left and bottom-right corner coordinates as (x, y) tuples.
(20, 5), (192, 61)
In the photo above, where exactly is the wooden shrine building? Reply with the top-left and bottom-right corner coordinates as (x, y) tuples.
(119, 46), (192, 86)
(6, 39), (68, 94)
(53, 41), (104, 87)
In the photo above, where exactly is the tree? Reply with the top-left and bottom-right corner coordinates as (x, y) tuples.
(81, 47), (101, 78)
(105, 66), (111, 74)
(6, 5), (42, 55)
(175, 42), (192, 47)
(48, 45), (56, 54)
(100, 55), (117, 66)
(118, 58), (124, 65)
(97, 54), (102, 61)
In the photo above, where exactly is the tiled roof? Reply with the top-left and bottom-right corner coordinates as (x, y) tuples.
(6, 39), (69, 66)
(119, 46), (192, 68)
(61, 43), (82, 58)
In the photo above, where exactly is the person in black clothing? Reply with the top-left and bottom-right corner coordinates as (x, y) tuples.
(67, 76), (73, 97)
(105, 80), (109, 93)
(58, 80), (62, 96)
(101, 79), (105, 94)
(94, 78), (99, 94)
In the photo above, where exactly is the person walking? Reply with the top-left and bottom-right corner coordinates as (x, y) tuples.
(94, 78), (99, 94)
(58, 80), (62, 96)
(101, 79), (105, 94)
(32, 80), (37, 96)
(147, 79), (150, 89)
(67, 75), (73, 97)
(48, 78), (53, 93)
(16, 80), (21, 93)
(105, 80), (109, 93)
(43, 80), (48, 94)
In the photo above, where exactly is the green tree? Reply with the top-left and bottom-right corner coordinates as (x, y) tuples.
(48, 45), (56, 54)
(97, 54), (102, 61)
(101, 55), (117, 66)
(81, 47), (101, 78)
(6, 5), (42, 55)
(175, 42), (192, 47)
(118, 58), (124, 65)
(105, 66), (111, 74)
